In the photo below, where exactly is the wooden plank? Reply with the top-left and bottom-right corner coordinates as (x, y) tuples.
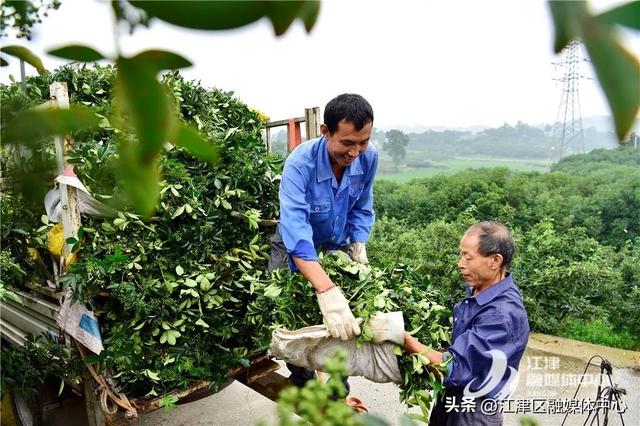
(258, 219), (278, 227)
(266, 117), (304, 128)
(266, 127), (272, 153)
(131, 353), (277, 415)
(132, 381), (214, 414)
(50, 82), (82, 268)
(50, 82), (69, 174)
(304, 107), (321, 140)
(83, 373), (105, 426)
(241, 371), (290, 403)
(60, 179), (82, 264)
(25, 281), (62, 300)
(231, 358), (280, 385)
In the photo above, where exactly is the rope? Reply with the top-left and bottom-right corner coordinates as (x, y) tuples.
(73, 339), (138, 421)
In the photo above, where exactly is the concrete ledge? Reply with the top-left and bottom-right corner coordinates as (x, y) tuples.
(528, 333), (640, 369)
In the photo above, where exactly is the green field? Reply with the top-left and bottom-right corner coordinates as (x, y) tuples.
(376, 157), (549, 183)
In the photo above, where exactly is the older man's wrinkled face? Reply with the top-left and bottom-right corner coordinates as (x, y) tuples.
(458, 232), (500, 288)
(324, 120), (372, 168)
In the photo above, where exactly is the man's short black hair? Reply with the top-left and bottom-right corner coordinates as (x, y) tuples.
(324, 93), (374, 134)
(466, 221), (516, 269)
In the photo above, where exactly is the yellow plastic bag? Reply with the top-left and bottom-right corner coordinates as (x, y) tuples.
(47, 223), (78, 266)
(47, 223), (64, 257)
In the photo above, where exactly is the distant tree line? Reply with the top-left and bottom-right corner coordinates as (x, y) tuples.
(406, 122), (618, 161)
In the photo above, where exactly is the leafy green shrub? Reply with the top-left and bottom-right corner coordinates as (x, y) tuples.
(560, 318), (640, 351)
(367, 217), (468, 307)
(609, 239), (640, 340)
(374, 167), (515, 227)
(374, 146), (640, 247)
(270, 349), (362, 426)
(509, 220), (623, 334)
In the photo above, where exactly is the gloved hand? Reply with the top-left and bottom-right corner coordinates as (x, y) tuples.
(348, 241), (369, 265)
(368, 311), (405, 345)
(316, 286), (361, 340)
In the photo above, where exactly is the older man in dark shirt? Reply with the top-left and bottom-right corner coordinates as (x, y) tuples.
(404, 221), (530, 426)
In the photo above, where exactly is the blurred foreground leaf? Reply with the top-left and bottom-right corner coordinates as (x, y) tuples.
(118, 140), (160, 218)
(598, 2), (640, 30)
(173, 124), (220, 164)
(132, 50), (192, 72)
(116, 55), (174, 163)
(0, 45), (45, 73)
(582, 17), (640, 141)
(3, 107), (100, 146)
(48, 44), (107, 62)
(548, 0), (640, 141)
(129, 0), (320, 35)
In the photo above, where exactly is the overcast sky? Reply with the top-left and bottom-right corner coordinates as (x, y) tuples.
(1, 0), (638, 129)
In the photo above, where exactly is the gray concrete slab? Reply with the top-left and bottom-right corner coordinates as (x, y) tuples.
(138, 380), (282, 426)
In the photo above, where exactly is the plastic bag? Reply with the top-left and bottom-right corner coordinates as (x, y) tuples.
(57, 291), (104, 354)
(45, 165), (116, 222)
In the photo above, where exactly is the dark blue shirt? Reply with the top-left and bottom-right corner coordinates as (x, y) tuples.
(278, 136), (378, 267)
(444, 273), (530, 399)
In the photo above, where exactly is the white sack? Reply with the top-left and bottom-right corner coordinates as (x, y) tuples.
(269, 325), (402, 384)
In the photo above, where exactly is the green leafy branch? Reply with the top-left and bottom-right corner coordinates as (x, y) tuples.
(549, 1), (640, 140)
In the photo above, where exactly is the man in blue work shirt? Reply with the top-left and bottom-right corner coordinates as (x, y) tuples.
(402, 221), (530, 426)
(268, 93), (378, 388)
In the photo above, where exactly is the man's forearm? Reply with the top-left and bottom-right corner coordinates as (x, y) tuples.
(404, 332), (444, 364)
(292, 257), (335, 293)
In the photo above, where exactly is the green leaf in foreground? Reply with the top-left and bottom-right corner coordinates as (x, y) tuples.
(116, 55), (174, 163)
(0, 45), (45, 74)
(597, 2), (640, 30)
(582, 17), (640, 140)
(3, 107), (101, 146)
(47, 44), (106, 62)
(173, 124), (220, 163)
(129, 0), (319, 35)
(132, 49), (193, 72)
(117, 139), (160, 218)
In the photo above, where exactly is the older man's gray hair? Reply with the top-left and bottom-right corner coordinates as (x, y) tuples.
(465, 221), (515, 269)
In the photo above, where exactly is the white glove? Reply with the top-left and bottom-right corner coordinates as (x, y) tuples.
(316, 286), (361, 340)
(368, 311), (405, 345)
(348, 241), (369, 264)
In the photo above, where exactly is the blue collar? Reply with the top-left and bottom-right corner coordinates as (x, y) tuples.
(465, 273), (514, 306)
(316, 136), (364, 183)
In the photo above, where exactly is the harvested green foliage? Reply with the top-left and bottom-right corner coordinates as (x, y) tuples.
(0, 65), (281, 397)
(249, 253), (452, 421)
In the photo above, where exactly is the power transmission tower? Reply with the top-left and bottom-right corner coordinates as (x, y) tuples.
(551, 40), (589, 160)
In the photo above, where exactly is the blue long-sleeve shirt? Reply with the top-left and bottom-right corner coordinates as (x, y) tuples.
(444, 273), (530, 399)
(278, 136), (378, 266)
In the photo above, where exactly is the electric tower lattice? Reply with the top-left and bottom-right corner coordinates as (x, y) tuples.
(552, 40), (588, 159)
